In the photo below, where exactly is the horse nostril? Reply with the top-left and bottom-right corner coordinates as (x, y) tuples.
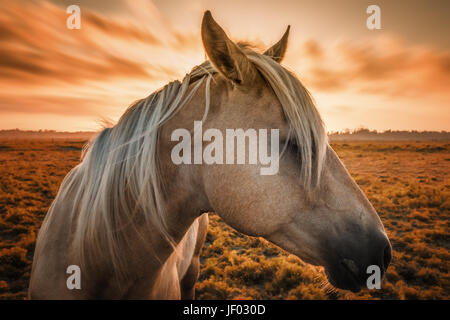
(341, 258), (359, 276)
(383, 244), (392, 272)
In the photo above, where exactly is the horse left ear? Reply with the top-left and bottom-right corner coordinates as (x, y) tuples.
(263, 26), (290, 63)
(201, 11), (257, 85)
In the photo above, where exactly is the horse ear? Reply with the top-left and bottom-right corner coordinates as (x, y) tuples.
(201, 11), (256, 85)
(263, 26), (290, 63)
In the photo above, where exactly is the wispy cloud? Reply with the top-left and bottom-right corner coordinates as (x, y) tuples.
(0, 1), (173, 86)
(0, 0), (203, 123)
(301, 36), (450, 100)
(0, 0), (448, 131)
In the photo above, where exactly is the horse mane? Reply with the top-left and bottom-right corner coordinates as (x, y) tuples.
(61, 44), (327, 278)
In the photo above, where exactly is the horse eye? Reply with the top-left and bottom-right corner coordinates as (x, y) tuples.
(286, 139), (299, 153)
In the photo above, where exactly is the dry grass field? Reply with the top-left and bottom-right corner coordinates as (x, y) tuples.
(0, 139), (448, 299)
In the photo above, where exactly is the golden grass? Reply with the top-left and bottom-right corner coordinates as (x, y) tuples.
(0, 139), (448, 299)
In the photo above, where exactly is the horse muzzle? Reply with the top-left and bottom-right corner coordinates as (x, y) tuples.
(324, 233), (392, 293)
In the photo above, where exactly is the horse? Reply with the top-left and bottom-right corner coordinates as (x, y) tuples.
(29, 11), (391, 299)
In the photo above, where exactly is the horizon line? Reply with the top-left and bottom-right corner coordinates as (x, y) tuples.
(0, 128), (449, 134)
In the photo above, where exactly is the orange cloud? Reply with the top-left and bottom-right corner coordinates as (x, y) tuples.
(0, 0), (202, 119)
(0, 1), (158, 86)
(0, 94), (105, 116)
(0, 0), (447, 132)
(303, 40), (323, 60)
(301, 37), (450, 99)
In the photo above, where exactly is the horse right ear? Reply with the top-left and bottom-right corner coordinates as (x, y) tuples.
(263, 26), (290, 63)
(201, 11), (256, 85)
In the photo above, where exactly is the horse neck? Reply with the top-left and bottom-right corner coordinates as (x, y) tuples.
(135, 76), (215, 268)
(152, 97), (213, 250)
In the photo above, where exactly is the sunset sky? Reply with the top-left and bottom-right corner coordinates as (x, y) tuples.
(0, 0), (449, 132)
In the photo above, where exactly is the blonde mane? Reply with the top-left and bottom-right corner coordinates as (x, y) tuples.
(56, 46), (327, 277)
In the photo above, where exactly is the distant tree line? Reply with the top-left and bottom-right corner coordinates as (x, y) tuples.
(328, 128), (450, 141)
(0, 128), (449, 141)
